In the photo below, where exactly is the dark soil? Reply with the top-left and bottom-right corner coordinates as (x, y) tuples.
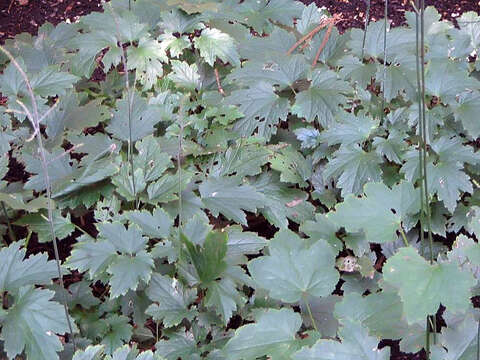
(2, 1), (480, 360)
(302, 0), (480, 32)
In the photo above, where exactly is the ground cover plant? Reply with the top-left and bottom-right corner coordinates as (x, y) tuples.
(1, 0), (480, 359)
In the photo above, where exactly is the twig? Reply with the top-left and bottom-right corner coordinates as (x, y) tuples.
(312, 21), (334, 67)
(214, 67), (225, 97)
(287, 20), (330, 55)
(46, 143), (84, 165)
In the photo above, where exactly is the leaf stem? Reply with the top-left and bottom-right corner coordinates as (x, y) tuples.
(109, 3), (137, 209)
(361, 0), (371, 59)
(1, 201), (15, 244)
(303, 296), (319, 333)
(477, 320), (479, 360)
(399, 226), (408, 247)
(0, 45), (76, 350)
(380, 0), (388, 123)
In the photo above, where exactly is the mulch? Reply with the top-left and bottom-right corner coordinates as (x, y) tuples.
(1, 0), (479, 360)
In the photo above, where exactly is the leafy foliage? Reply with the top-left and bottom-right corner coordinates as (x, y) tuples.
(0, 0), (480, 358)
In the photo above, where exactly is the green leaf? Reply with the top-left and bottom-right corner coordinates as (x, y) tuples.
(334, 291), (413, 341)
(0, 241), (58, 293)
(232, 0), (302, 33)
(14, 210), (75, 243)
(134, 136), (173, 183)
(300, 214), (343, 254)
(1, 287), (71, 360)
(291, 69), (351, 126)
(181, 231), (228, 284)
(101, 315), (132, 355)
(338, 55), (376, 88)
(452, 91), (480, 139)
(427, 160), (473, 214)
(250, 172), (315, 229)
(168, 60), (201, 90)
(320, 112), (377, 146)
(127, 37), (166, 89)
(107, 92), (162, 142)
(300, 295), (341, 338)
(107, 251), (153, 298)
(223, 308), (302, 360)
(383, 247), (476, 324)
(211, 144), (270, 178)
(205, 278), (243, 324)
(425, 59), (480, 104)
(323, 145), (383, 196)
(30, 65), (79, 97)
(293, 320), (390, 360)
(439, 310), (479, 360)
(66, 235), (116, 278)
(199, 176), (265, 225)
(227, 82), (289, 140)
(328, 182), (420, 244)
(225, 226), (267, 263)
(227, 55), (308, 88)
(145, 273), (195, 327)
(125, 207), (173, 238)
(97, 222), (147, 255)
(147, 170), (192, 204)
(270, 146), (312, 187)
(72, 345), (104, 360)
(194, 28), (240, 66)
(248, 229), (339, 303)
(155, 329), (199, 360)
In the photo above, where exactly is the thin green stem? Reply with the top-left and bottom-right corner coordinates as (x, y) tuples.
(381, 0), (388, 123)
(1, 201), (15, 244)
(361, 0), (371, 59)
(419, 0), (434, 265)
(425, 317), (430, 360)
(477, 320), (480, 360)
(177, 97), (186, 230)
(399, 226), (409, 247)
(0, 45), (76, 350)
(303, 296), (319, 333)
(109, 3), (137, 209)
(414, 5), (425, 256)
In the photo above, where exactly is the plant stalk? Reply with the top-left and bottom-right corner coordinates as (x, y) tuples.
(303, 296), (319, 333)
(1, 201), (15, 244)
(0, 45), (76, 350)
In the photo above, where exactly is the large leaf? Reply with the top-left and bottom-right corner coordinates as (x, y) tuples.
(383, 247), (476, 324)
(291, 69), (351, 126)
(292, 320), (390, 360)
(323, 145), (383, 196)
(199, 176), (265, 225)
(194, 28), (240, 66)
(250, 172), (315, 229)
(228, 81), (289, 140)
(145, 273), (196, 327)
(107, 92), (162, 142)
(0, 241), (58, 293)
(1, 287), (71, 360)
(223, 308), (302, 360)
(328, 182), (420, 244)
(248, 229), (339, 303)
